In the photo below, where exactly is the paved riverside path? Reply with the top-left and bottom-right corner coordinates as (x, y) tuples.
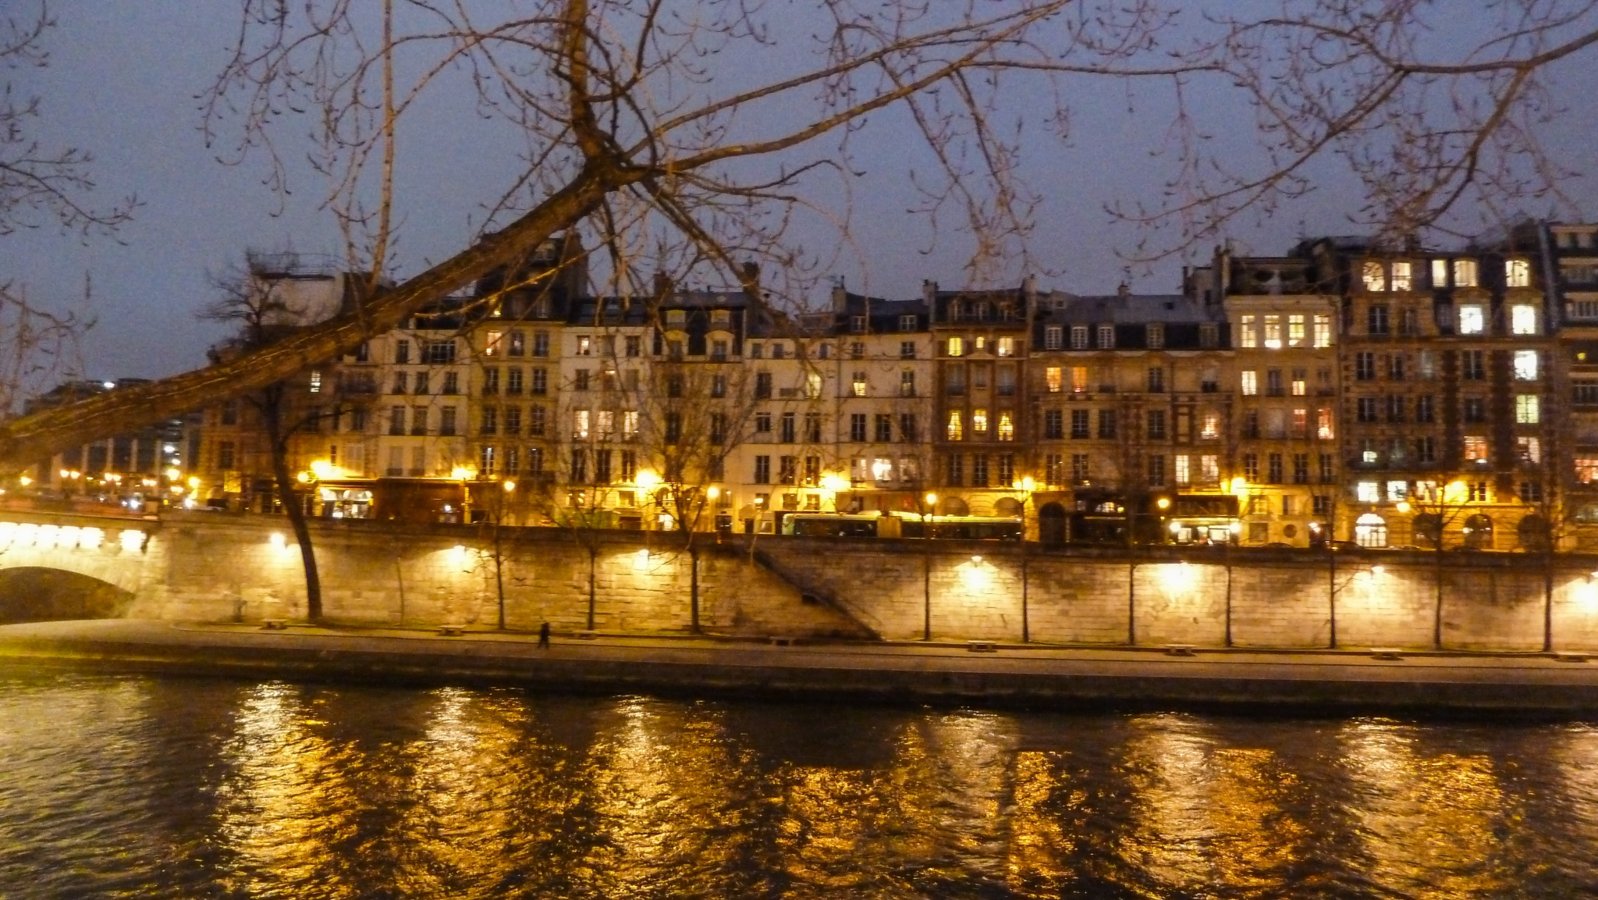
(4, 620), (1598, 716)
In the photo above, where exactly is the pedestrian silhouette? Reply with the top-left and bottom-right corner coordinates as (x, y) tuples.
(538, 621), (551, 649)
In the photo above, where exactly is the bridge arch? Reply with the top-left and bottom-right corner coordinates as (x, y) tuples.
(0, 566), (136, 623)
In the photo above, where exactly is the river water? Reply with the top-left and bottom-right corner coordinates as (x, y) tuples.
(2, 668), (1596, 899)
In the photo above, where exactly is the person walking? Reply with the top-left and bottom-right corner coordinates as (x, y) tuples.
(538, 621), (551, 649)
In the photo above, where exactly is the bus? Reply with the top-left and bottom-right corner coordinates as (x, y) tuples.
(1163, 493), (1241, 545)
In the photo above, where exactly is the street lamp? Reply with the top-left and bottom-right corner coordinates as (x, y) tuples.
(1012, 476), (1035, 642)
(922, 490), (937, 641)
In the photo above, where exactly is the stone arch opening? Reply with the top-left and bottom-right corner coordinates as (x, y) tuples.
(0, 567), (136, 623)
(1464, 513), (1494, 550)
(1517, 514), (1551, 552)
(938, 496), (970, 516)
(1354, 513), (1388, 548)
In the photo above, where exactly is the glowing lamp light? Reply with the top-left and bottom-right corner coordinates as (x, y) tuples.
(269, 532), (287, 550)
(119, 529), (144, 552)
(820, 473), (848, 494)
(502, 479), (516, 493)
(1156, 496), (1172, 511)
(633, 548), (651, 571)
(636, 469), (662, 491)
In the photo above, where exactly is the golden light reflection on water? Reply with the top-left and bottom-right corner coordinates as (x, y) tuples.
(769, 711), (1018, 892)
(215, 682), (362, 896)
(1338, 719), (1521, 897)
(394, 688), (534, 895)
(1113, 714), (1314, 897)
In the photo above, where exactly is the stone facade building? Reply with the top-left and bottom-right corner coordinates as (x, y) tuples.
(77, 222), (1598, 553)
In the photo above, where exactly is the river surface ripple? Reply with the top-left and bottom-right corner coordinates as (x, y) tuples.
(2, 669), (1596, 898)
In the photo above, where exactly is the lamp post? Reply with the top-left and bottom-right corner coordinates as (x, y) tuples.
(923, 490), (937, 641)
(493, 478), (515, 630)
(1013, 476), (1034, 642)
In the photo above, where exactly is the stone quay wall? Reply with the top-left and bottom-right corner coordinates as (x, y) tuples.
(6, 509), (1598, 651)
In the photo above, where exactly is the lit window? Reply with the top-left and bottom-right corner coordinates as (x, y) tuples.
(996, 336), (1015, 357)
(1045, 367), (1062, 393)
(1239, 314), (1257, 348)
(1263, 315), (1282, 349)
(1357, 481), (1381, 503)
(1200, 413), (1220, 440)
(972, 408), (989, 435)
(1454, 259), (1478, 287)
(1391, 261), (1412, 291)
(1458, 305), (1485, 335)
(1514, 350), (1539, 381)
(946, 411), (964, 441)
(1071, 367), (1088, 394)
(947, 336), (964, 357)
(1506, 258), (1531, 288)
(1511, 305), (1538, 335)
(1317, 408), (1335, 440)
(1362, 261), (1387, 292)
(484, 330), (503, 356)
(1464, 435), (1489, 462)
(852, 372), (867, 397)
(1313, 314), (1332, 348)
(308, 370), (322, 393)
(1516, 395), (1540, 424)
(1240, 371), (1257, 396)
(1288, 314), (1305, 347)
(997, 413), (1014, 441)
(573, 409), (590, 440)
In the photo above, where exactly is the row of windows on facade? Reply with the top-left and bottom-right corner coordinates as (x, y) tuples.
(1349, 433), (1542, 468)
(1358, 257), (1533, 293)
(1349, 348), (1542, 381)
(1349, 395), (1543, 426)
(341, 345), (1545, 408)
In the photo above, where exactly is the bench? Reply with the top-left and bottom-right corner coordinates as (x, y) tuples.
(438, 624), (467, 636)
(1163, 644), (1197, 657)
(1369, 647), (1403, 660)
(966, 640), (998, 653)
(262, 619), (288, 630)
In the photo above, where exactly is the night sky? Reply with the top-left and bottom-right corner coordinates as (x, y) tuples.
(8, 4), (1598, 382)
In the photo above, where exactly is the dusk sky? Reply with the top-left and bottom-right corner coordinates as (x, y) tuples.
(9, 4), (1598, 383)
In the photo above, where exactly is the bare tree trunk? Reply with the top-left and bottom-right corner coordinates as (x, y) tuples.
(263, 389), (322, 622)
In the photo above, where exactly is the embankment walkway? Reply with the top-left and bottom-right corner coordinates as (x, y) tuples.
(2, 619), (1597, 717)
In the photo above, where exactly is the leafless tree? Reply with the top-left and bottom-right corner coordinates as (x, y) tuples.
(4, 0), (1598, 473)
(0, 3), (121, 422)
(200, 253), (340, 622)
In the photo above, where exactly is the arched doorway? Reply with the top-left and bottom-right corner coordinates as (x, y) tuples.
(1354, 513), (1388, 548)
(938, 496), (970, 516)
(1463, 513), (1494, 550)
(1518, 514), (1551, 552)
(993, 497), (1023, 517)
